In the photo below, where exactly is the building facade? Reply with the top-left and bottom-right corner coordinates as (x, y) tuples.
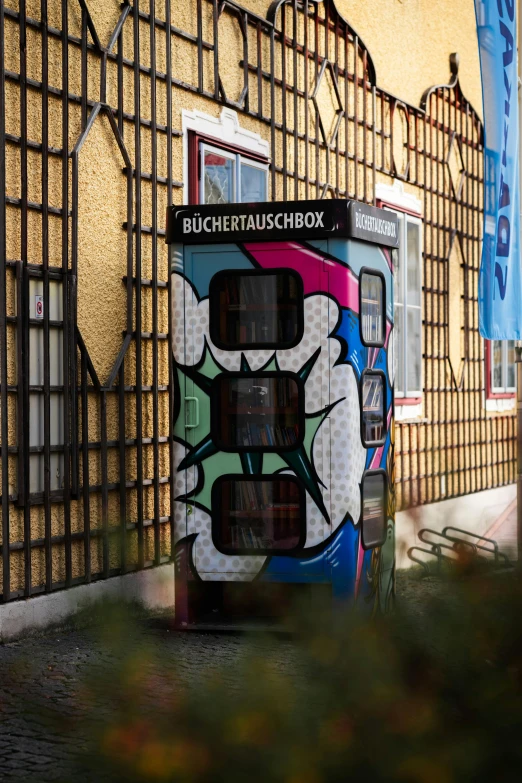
(0, 0), (515, 613)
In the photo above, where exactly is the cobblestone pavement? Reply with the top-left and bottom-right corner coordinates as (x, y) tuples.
(0, 622), (292, 782)
(0, 571), (427, 782)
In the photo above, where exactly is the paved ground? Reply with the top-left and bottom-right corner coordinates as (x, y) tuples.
(0, 598), (307, 781)
(0, 569), (506, 781)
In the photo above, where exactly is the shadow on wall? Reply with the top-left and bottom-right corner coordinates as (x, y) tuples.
(396, 483), (517, 571)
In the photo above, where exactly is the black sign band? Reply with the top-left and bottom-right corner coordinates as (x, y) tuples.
(166, 199), (399, 248)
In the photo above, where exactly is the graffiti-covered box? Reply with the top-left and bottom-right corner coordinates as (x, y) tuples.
(167, 199), (398, 627)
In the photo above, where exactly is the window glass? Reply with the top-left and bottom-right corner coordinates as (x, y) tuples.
(491, 339), (516, 393)
(361, 272), (385, 346)
(388, 210), (422, 398)
(492, 340), (503, 389)
(394, 216), (404, 305)
(407, 221), (421, 307)
(214, 477), (303, 553)
(394, 304), (404, 396)
(203, 149), (235, 204)
(240, 163), (267, 202)
(362, 373), (385, 445)
(28, 278), (65, 496)
(507, 341), (516, 389)
(407, 307), (422, 393)
(214, 374), (302, 450)
(197, 141), (268, 205)
(209, 270), (302, 349)
(361, 473), (387, 549)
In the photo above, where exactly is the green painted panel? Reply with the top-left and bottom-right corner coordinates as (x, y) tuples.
(192, 450), (243, 511)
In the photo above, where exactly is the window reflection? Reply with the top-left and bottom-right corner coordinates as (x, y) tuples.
(203, 150), (235, 204)
(210, 271), (302, 348)
(361, 272), (385, 346)
(240, 163), (267, 202)
(362, 373), (385, 444)
(215, 477), (303, 553)
(362, 473), (387, 549)
(214, 374), (301, 450)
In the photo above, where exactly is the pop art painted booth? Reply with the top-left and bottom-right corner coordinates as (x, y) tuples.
(167, 200), (398, 628)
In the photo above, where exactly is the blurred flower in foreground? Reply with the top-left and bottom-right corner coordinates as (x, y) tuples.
(43, 566), (522, 782)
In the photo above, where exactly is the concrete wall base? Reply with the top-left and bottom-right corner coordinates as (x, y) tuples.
(396, 483), (517, 570)
(0, 564), (175, 643)
(1, 484), (517, 639)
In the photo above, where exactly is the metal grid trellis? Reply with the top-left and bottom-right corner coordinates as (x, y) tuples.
(0, 0), (515, 602)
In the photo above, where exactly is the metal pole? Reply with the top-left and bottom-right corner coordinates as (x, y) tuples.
(515, 0), (522, 568)
(516, 350), (522, 569)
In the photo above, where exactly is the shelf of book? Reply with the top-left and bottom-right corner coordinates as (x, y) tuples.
(226, 406), (289, 414)
(225, 507), (300, 518)
(211, 269), (301, 348)
(226, 304), (295, 311)
(216, 374), (301, 449)
(214, 475), (304, 553)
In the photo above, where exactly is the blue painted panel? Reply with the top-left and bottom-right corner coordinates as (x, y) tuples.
(183, 244), (254, 299)
(328, 238), (394, 323)
(261, 521), (359, 598)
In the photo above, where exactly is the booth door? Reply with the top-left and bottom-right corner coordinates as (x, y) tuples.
(182, 244), (330, 579)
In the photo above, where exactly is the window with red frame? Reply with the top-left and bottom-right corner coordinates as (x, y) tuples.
(486, 340), (516, 398)
(188, 132), (268, 205)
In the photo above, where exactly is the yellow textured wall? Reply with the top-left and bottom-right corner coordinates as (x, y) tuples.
(76, 114), (129, 384)
(335, 0), (482, 115)
(243, 0), (482, 114)
(0, 0), (509, 597)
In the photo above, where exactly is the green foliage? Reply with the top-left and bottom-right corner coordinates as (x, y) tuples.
(58, 570), (522, 783)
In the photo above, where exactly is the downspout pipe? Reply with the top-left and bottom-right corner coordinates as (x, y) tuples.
(515, 0), (522, 570)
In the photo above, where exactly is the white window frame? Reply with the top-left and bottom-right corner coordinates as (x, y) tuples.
(182, 107), (270, 205)
(199, 142), (268, 205)
(490, 340), (516, 395)
(388, 210), (423, 400)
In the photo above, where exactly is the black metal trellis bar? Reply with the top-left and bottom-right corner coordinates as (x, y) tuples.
(150, 0), (161, 566)
(41, 0), (52, 593)
(165, 0), (175, 561)
(0, 0), (10, 602)
(61, 0), (72, 590)
(18, 0), (31, 597)
(133, 0), (145, 570)
(80, 341), (91, 583)
(0, 0), (511, 603)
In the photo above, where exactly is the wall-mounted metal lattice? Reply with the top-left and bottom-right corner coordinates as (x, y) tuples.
(0, 0), (514, 601)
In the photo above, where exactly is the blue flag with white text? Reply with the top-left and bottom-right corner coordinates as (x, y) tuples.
(475, 0), (521, 338)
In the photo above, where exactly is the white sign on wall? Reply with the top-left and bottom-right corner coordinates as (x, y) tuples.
(35, 295), (44, 319)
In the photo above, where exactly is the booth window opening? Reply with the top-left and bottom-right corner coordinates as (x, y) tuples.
(211, 474), (306, 555)
(189, 132), (269, 205)
(361, 370), (386, 447)
(387, 209), (423, 402)
(209, 269), (304, 350)
(211, 372), (305, 453)
(486, 340), (516, 398)
(361, 471), (388, 550)
(360, 269), (386, 347)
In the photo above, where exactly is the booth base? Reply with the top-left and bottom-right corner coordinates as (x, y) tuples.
(174, 580), (333, 632)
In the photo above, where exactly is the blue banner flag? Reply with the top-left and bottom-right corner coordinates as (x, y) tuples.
(476, 0), (521, 339)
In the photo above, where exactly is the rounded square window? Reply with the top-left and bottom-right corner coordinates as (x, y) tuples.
(212, 372), (304, 452)
(212, 475), (305, 555)
(361, 471), (387, 549)
(209, 269), (304, 350)
(360, 370), (386, 447)
(360, 269), (386, 347)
